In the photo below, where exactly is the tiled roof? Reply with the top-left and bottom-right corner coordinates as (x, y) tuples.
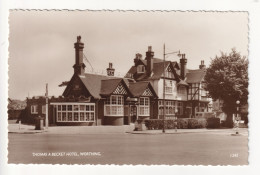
(79, 73), (112, 98)
(79, 73), (132, 98)
(129, 81), (158, 98)
(127, 60), (179, 81)
(129, 81), (150, 97)
(100, 79), (123, 96)
(186, 69), (206, 83)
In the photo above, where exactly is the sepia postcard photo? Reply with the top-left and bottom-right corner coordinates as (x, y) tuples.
(6, 10), (249, 166)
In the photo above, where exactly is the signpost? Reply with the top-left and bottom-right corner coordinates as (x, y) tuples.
(232, 100), (240, 136)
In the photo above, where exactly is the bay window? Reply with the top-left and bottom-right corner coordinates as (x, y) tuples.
(104, 95), (124, 116)
(55, 103), (95, 122)
(139, 97), (150, 116)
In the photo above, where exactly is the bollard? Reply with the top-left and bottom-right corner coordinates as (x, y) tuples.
(19, 120), (21, 130)
(174, 120), (178, 132)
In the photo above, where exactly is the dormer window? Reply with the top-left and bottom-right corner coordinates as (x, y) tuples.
(137, 65), (145, 73)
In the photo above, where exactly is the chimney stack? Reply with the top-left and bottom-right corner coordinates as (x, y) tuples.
(107, 62), (115, 76)
(146, 46), (154, 76)
(180, 54), (187, 79)
(134, 53), (142, 66)
(73, 36), (86, 75)
(199, 60), (206, 69)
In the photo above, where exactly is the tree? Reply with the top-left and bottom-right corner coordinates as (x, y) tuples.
(204, 49), (248, 127)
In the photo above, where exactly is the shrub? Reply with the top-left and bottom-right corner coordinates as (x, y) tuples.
(206, 117), (220, 128)
(144, 118), (207, 130)
(177, 118), (189, 129)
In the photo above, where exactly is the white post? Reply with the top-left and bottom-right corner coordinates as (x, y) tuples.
(19, 120), (21, 130)
(45, 83), (49, 130)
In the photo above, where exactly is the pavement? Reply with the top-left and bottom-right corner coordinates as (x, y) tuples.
(8, 122), (248, 136)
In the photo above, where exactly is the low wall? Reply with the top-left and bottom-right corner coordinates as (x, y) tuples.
(104, 116), (124, 126)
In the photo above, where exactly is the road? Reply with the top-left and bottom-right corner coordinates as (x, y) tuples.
(8, 131), (248, 165)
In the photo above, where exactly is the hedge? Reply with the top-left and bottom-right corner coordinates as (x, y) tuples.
(143, 118), (207, 130)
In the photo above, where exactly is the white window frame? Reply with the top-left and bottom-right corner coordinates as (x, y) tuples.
(52, 103), (95, 122)
(139, 97), (150, 116)
(137, 65), (145, 73)
(158, 100), (176, 115)
(42, 105), (46, 114)
(104, 95), (124, 116)
(31, 105), (38, 114)
(165, 80), (173, 94)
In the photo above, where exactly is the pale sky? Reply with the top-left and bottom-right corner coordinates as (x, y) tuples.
(9, 11), (248, 100)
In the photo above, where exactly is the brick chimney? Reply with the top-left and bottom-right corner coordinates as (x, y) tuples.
(73, 36), (86, 75)
(107, 62), (115, 76)
(199, 60), (206, 69)
(134, 53), (142, 66)
(180, 54), (187, 79)
(146, 46), (154, 76)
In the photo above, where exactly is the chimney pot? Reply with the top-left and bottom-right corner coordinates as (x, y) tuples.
(180, 53), (187, 79)
(73, 36), (85, 75)
(107, 62), (115, 76)
(148, 46), (152, 52)
(146, 46), (154, 76)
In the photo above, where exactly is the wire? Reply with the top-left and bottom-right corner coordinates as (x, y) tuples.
(83, 53), (94, 71)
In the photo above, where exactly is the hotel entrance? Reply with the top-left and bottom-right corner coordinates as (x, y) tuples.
(130, 105), (137, 123)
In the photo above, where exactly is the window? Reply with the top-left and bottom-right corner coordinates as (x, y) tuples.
(139, 97), (150, 116)
(31, 105), (38, 114)
(55, 103), (95, 122)
(104, 95), (124, 116)
(137, 65), (145, 73)
(158, 100), (177, 115)
(42, 105), (46, 114)
(177, 86), (186, 95)
(165, 80), (173, 94)
(177, 102), (183, 115)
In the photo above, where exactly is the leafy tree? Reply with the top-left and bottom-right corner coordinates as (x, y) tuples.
(204, 49), (248, 127)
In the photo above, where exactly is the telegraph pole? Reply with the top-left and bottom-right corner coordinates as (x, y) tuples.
(163, 44), (166, 133)
(45, 83), (49, 130)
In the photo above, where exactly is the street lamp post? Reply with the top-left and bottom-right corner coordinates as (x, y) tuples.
(235, 100), (240, 135)
(162, 44), (182, 133)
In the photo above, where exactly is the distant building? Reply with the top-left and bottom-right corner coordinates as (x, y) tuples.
(8, 98), (26, 120)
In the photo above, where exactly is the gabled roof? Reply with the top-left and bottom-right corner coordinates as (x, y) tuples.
(129, 81), (158, 98)
(126, 59), (179, 81)
(177, 79), (189, 86)
(79, 73), (132, 98)
(79, 73), (112, 98)
(186, 69), (206, 83)
(100, 79), (128, 96)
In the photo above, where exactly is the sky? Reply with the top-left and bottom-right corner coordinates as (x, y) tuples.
(8, 11), (248, 100)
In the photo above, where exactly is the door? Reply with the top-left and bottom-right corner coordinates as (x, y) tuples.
(130, 105), (137, 123)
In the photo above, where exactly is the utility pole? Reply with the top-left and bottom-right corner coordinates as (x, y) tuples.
(45, 83), (49, 130)
(162, 45), (182, 133)
(163, 44), (166, 133)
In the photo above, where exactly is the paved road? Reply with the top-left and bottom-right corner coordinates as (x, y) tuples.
(8, 132), (248, 165)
